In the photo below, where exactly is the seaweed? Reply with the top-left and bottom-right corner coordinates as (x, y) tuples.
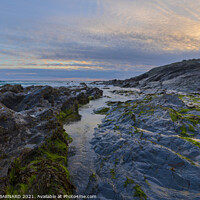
(133, 184), (147, 200)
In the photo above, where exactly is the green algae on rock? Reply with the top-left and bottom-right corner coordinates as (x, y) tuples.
(0, 84), (103, 195)
(94, 107), (110, 115)
(90, 92), (200, 199)
(133, 184), (147, 200)
(6, 126), (74, 196)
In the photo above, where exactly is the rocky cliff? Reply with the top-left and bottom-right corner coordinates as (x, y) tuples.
(104, 59), (200, 93)
(86, 60), (200, 199)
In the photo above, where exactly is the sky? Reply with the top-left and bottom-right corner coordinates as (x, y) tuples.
(1, 0), (200, 81)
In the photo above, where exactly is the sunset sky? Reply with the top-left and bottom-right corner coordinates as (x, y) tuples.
(1, 0), (200, 80)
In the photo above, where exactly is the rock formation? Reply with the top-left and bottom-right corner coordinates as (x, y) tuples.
(103, 59), (200, 93)
(0, 84), (102, 195)
(90, 91), (200, 199)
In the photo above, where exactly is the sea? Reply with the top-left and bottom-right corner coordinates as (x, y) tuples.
(0, 80), (98, 88)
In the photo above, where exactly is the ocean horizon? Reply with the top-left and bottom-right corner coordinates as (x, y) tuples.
(0, 80), (94, 87)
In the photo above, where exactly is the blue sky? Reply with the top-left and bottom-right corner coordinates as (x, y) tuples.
(1, 0), (200, 80)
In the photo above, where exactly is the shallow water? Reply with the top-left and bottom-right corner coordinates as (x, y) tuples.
(64, 86), (137, 194)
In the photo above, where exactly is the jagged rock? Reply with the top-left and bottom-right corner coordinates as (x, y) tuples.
(0, 84), (23, 93)
(80, 82), (88, 88)
(0, 84), (103, 195)
(90, 92), (200, 200)
(0, 91), (24, 111)
(103, 59), (200, 93)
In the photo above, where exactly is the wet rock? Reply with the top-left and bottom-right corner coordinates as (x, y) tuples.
(86, 87), (103, 99)
(0, 92), (24, 111)
(151, 94), (186, 109)
(0, 84), (23, 93)
(0, 84), (103, 195)
(90, 92), (200, 199)
(80, 82), (88, 88)
(103, 59), (200, 93)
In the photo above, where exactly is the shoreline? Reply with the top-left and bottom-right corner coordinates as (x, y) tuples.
(0, 82), (200, 199)
(0, 84), (102, 195)
(0, 58), (200, 199)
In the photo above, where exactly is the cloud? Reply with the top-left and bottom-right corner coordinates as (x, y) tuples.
(5, 73), (37, 75)
(0, 0), (200, 79)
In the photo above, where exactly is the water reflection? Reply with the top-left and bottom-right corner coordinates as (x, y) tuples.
(64, 86), (137, 194)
